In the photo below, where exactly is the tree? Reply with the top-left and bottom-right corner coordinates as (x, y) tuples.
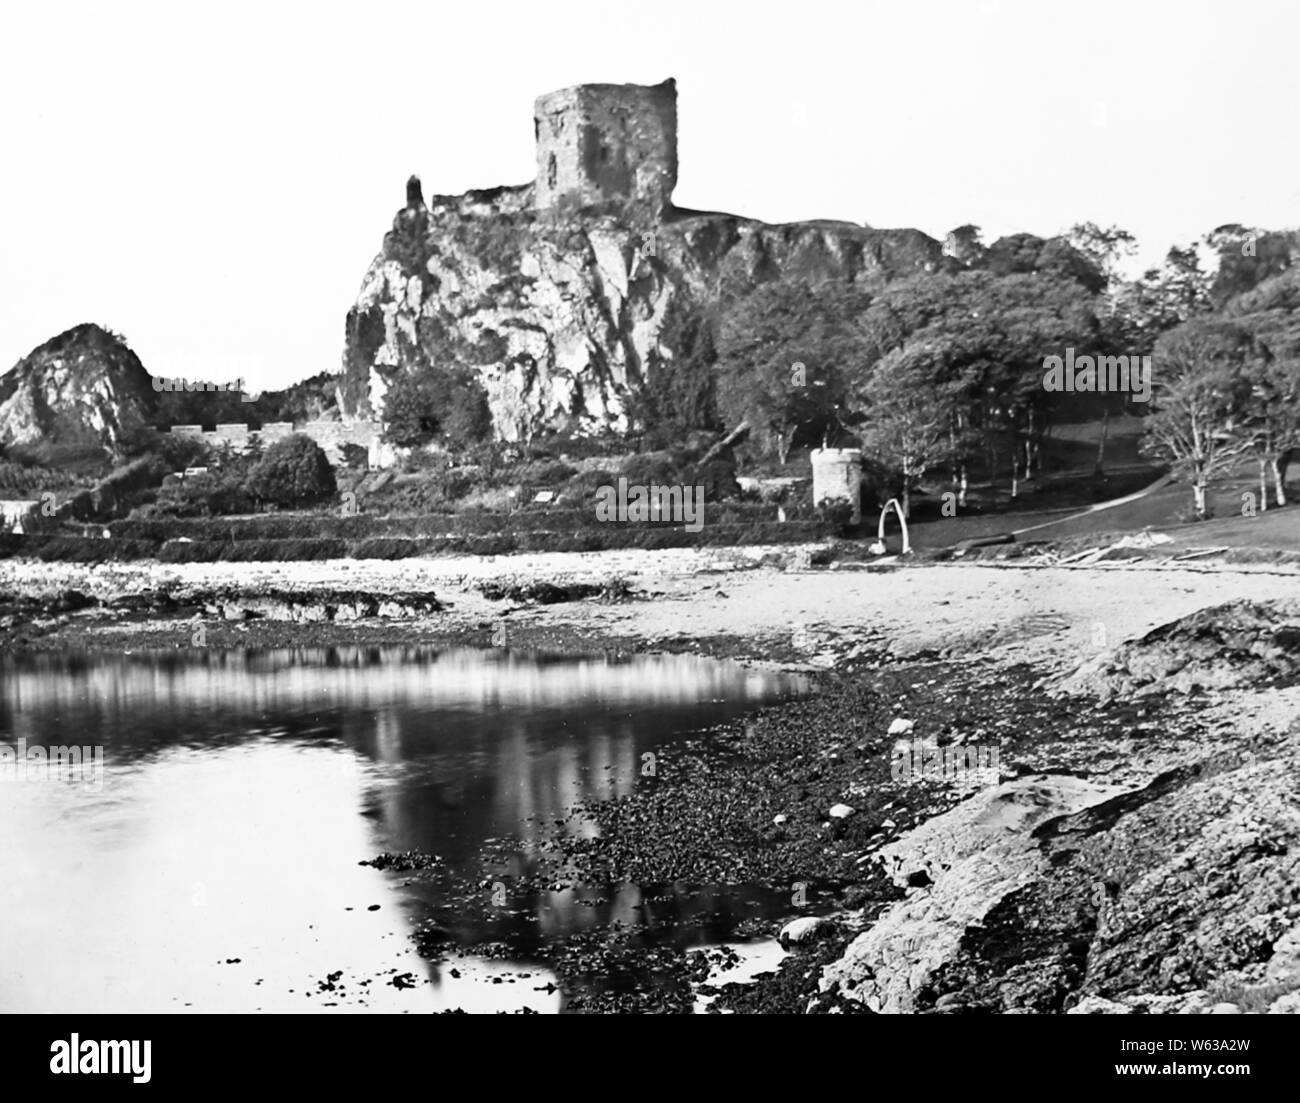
(381, 364), (492, 450)
(983, 233), (1106, 293)
(153, 380), (252, 429)
(1236, 353), (1300, 507)
(1224, 267), (1300, 359)
(858, 270), (1101, 500)
(1205, 224), (1295, 308)
(1064, 223), (1138, 289)
(855, 345), (959, 518)
(441, 379), (493, 450)
(1111, 244), (1214, 354)
(248, 433), (337, 508)
(716, 279), (870, 465)
(1141, 320), (1261, 518)
(254, 372), (342, 424)
(626, 299), (721, 445)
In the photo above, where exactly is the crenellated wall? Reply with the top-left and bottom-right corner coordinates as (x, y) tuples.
(169, 419), (392, 468)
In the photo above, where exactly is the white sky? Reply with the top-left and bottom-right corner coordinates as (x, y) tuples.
(2, 0), (1297, 392)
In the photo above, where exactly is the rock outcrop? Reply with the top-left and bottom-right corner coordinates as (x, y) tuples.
(817, 601), (1300, 1015)
(1053, 599), (1300, 701)
(0, 324), (155, 458)
(341, 80), (950, 441)
(819, 775), (1129, 1013)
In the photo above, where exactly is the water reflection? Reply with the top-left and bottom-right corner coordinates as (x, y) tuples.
(0, 647), (806, 1013)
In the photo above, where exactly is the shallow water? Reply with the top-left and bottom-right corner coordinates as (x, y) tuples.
(0, 647), (807, 1012)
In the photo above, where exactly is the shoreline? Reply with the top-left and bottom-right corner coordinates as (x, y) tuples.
(5, 548), (1300, 1013)
(6, 549), (1300, 678)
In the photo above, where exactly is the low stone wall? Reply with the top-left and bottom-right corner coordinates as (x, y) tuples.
(168, 419), (391, 468)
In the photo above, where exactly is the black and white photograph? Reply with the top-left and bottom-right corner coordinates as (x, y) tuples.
(1, 0), (1294, 1083)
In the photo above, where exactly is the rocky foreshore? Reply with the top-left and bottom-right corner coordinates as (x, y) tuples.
(3, 548), (1299, 1013)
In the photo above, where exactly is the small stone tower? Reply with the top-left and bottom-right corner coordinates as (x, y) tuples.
(533, 78), (678, 213)
(811, 448), (864, 525)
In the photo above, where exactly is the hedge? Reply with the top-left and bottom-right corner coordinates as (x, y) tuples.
(1, 520), (831, 564)
(105, 500), (817, 542)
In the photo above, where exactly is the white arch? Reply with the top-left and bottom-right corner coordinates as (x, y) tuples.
(870, 498), (911, 555)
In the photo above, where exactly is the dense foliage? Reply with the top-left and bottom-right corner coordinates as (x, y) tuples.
(247, 433), (337, 508)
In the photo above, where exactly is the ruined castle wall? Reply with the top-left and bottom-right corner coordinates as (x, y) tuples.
(533, 79), (677, 212)
(167, 420), (389, 467)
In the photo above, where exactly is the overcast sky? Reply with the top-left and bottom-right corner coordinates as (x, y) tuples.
(2, 0), (1296, 392)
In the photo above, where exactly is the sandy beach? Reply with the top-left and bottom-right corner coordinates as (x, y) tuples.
(5, 549), (1300, 674)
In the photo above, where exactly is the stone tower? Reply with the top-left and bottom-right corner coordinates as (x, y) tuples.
(533, 78), (678, 213)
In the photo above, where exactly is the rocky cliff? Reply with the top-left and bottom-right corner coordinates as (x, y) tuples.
(0, 323), (156, 458)
(340, 80), (949, 441)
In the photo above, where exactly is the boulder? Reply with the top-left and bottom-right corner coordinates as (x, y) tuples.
(780, 916), (834, 947)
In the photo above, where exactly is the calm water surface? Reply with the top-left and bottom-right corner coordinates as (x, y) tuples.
(0, 647), (807, 1013)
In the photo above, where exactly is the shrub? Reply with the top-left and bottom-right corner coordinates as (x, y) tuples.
(382, 363), (493, 450)
(620, 453), (680, 486)
(248, 434), (337, 508)
(563, 468), (618, 503)
(350, 538), (423, 559)
(0, 460), (82, 495)
(816, 497), (857, 532)
(150, 472), (254, 518)
(698, 459), (741, 502)
(155, 433), (212, 472)
(339, 442), (369, 470)
(515, 459), (579, 487)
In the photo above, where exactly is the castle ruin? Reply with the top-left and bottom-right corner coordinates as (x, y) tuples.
(532, 78), (678, 213)
(169, 420), (394, 469)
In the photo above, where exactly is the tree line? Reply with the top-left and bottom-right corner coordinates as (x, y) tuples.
(693, 222), (1300, 519)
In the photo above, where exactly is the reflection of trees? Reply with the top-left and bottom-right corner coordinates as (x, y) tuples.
(373, 709), (402, 764)
(5, 648), (809, 945)
(1, 651), (804, 740)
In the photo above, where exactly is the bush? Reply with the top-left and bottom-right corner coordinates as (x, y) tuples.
(372, 467), (482, 512)
(620, 452), (681, 486)
(350, 538), (424, 559)
(248, 434), (337, 508)
(815, 497), (857, 532)
(0, 459), (82, 495)
(515, 459), (579, 487)
(149, 472), (254, 518)
(563, 468), (618, 503)
(698, 459), (741, 502)
(382, 364), (493, 450)
(156, 433), (212, 472)
(339, 442), (369, 470)
(156, 538), (347, 563)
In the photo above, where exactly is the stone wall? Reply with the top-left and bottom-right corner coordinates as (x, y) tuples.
(168, 419), (391, 468)
(533, 79), (677, 213)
